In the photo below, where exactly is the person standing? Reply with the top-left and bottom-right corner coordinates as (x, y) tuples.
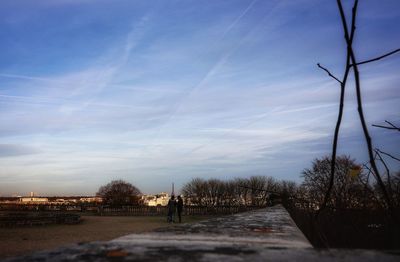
(177, 195), (183, 223)
(167, 195), (176, 223)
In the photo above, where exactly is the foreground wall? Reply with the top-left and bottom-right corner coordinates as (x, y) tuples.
(5, 205), (399, 261)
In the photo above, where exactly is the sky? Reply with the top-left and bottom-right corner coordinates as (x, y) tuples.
(0, 0), (399, 196)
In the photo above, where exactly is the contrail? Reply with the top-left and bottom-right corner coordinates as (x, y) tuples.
(220, 0), (259, 40)
(151, 0), (261, 145)
(0, 73), (59, 82)
(0, 94), (151, 110)
(185, 104), (337, 155)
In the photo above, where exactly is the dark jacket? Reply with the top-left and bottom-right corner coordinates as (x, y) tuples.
(177, 198), (183, 212)
(168, 199), (176, 213)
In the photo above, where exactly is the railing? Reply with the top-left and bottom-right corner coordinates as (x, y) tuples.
(0, 203), (265, 216)
(98, 205), (263, 216)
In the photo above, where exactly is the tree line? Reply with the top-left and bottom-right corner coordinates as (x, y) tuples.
(95, 155), (399, 211)
(96, 176), (294, 207)
(181, 155), (400, 211)
(181, 175), (294, 207)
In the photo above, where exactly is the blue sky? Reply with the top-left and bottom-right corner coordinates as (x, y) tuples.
(0, 0), (399, 196)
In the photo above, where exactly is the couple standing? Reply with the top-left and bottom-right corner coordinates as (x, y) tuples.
(167, 195), (183, 223)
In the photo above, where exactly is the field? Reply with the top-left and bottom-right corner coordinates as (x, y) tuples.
(0, 215), (211, 259)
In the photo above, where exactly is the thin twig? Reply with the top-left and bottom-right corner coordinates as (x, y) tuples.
(376, 148), (400, 162)
(372, 124), (399, 130)
(353, 48), (400, 66)
(362, 152), (378, 184)
(385, 120), (400, 131)
(317, 63), (343, 84)
(362, 163), (373, 175)
(238, 185), (280, 195)
(374, 149), (392, 194)
(372, 120), (400, 131)
(357, 170), (384, 209)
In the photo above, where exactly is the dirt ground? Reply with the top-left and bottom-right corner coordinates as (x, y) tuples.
(0, 215), (210, 259)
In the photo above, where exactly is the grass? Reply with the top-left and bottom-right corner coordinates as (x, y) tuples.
(0, 215), (213, 259)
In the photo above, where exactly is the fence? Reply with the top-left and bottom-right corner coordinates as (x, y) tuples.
(99, 205), (263, 216)
(0, 203), (264, 216)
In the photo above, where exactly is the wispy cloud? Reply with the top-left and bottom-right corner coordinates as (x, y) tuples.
(0, 73), (59, 82)
(149, 0), (286, 144)
(0, 144), (40, 157)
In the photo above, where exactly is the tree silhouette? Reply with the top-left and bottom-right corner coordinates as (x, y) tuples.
(317, 0), (400, 218)
(302, 156), (374, 210)
(97, 179), (141, 206)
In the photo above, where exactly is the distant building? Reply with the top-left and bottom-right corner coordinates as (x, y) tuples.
(141, 192), (170, 206)
(53, 198), (68, 204)
(18, 192), (48, 204)
(0, 197), (20, 204)
(79, 197), (103, 203)
(19, 197), (49, 203)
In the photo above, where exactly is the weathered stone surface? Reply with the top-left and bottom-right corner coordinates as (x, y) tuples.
(4, 242), (400, 262)
(114, 204), (312, 248)
(4, 205), (399, 261)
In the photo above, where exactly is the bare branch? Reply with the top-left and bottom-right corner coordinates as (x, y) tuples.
(353, 48), (400, 66)
(349, 0), (357, 43)
(376, 148), (400, 162)
(385, 120), (400, 130)
(374, 149), (392, 193)
(372, 120), (400, 131)
(317, 63), (343, 84)
(372, 124), (399, 130)
(238, 185), (279, 195)
(362, 151), (378, 184)
(362, 163), (373, 175)
(318, 0), (356, 215)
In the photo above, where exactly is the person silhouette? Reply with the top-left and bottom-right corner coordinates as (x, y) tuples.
(167, 195), (176, 223)
(176, 195), (184, 223)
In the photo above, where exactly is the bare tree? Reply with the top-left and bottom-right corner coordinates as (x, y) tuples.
(317, 0), (399, 216)
(234, 178), (251, 205)
(302, 156), (375, 210)
(182, 176), (279, 207)
(97, 179), (141, 206)
(389, 172), (400, 209)
(205, 179), (223, 206)
(277, 180), (298, 206)
(182, 178), (207, 205)
(222, 180), (238, 206)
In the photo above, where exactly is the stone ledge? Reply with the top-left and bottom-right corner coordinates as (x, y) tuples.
(4, 241), (399, 262)
(113, 204), (311, 249)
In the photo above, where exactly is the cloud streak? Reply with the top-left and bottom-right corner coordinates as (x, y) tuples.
(0, 0), (399, 195)
(0, 144), (40, 157)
